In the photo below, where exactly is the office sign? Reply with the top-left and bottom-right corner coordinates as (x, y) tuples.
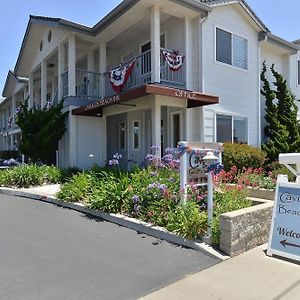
(267, 182), (300, 262)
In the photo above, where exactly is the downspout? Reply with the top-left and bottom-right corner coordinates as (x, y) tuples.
(258, 34), (268, 148)
(199, 13), (209, 142)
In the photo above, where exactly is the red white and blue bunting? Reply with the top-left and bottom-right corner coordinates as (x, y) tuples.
(109, 59), (136, 93)
(162, 50), (185, 71)
(7, 116), (13, 129)
(46, 99), (54, 110)
(14, 106), (21, 116)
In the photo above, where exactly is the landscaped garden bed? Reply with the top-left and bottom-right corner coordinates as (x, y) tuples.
(0, 143), (288, 255)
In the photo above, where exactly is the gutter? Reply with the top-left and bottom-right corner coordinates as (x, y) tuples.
(259, 32), (299, 54)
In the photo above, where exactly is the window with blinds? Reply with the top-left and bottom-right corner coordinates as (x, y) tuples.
(216, 28), (248, 69)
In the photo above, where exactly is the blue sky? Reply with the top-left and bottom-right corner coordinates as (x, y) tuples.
(0, 0), (299, 95)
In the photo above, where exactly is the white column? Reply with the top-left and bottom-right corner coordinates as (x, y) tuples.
(87, 50), (95, 97)
(41, 60), (47, 108)
(58, 42), (65, 100)
(99, 43), (106, 98)
(29, 73), (34, 108)
(151, 96), (161, 157)
(185, 16), (193, 90)
(68, 34), (76, 97)
(150, 4), (161, 83)
(100, 116), (107, 165)
(12, 95), (16, 124)
(10, 134), (13, 150)
(51, 77), (56, 100)
(69, 110), (77, 167)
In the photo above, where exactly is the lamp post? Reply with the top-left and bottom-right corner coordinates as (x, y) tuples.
(203, 151), (219, 239)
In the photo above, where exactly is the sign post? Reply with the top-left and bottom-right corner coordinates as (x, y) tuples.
(267, 153), (300, 262)
(178, 142), (223, 239)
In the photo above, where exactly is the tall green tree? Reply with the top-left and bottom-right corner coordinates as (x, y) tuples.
(16, 101), (68, 164)
(261, 62), (300, 161)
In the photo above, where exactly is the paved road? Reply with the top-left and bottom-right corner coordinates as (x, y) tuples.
(0, 195), (220, 300)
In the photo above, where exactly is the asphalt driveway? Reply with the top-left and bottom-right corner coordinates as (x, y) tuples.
(0, 195), (220, 300)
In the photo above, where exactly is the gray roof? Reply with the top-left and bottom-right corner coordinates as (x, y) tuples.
(14, 0), (212, 74)
(293, 39), (300, 45)
(2, 70), (28, 98)
(198, 0), (269, 32)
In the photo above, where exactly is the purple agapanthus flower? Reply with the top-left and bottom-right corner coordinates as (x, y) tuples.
(132, 195), (139, 204)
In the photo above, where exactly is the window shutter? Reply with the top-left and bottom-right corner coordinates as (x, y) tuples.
(233, 35), (248, 69)
(216, 28), (232, 65)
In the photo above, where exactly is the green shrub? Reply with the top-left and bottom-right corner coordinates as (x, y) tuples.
(0, 164), (44, 188)
(166, 201), (207, 239)
(87, 172), (130, 213)
(266, 161), (296, 182)
(56, 172), (97, 203)
(60, 167), (82, 182)
(211, 186), (251, 244)
(222, 143), (266, 172)
(41, 165), (62, 184)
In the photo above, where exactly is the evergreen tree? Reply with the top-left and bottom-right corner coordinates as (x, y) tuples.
(261, 62), (300, 161)
(16, 101), (68, 164)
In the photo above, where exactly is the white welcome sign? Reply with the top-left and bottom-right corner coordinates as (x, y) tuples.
(267, 154), (300, 262)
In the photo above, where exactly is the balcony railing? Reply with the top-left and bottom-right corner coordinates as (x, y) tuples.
(61, 48), (186, 100)
(76, 69), (102, 99)
(62, 70), (102, 99)
(104, 50), (152, 98)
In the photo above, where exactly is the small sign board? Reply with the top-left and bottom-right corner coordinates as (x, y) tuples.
(267, 181), (300, 262)
(183, 142), (223, 184)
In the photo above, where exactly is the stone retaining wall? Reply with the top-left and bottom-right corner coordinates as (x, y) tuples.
(219, 199), (274, 257)
(247, 187), (275, 200)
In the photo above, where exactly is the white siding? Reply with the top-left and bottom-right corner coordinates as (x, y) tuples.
(200, 5), (260, 146)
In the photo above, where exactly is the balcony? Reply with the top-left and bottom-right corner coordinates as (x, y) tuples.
(62, 70), (102, 99)
(62, 48), (185, 101)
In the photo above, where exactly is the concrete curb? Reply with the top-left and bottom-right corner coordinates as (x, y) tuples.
(0, 187), (229, 261)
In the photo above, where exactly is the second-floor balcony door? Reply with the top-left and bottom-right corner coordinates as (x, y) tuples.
(141, 42), (151, 82)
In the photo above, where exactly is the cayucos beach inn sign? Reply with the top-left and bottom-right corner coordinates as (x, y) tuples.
(267, 154), (300, 263)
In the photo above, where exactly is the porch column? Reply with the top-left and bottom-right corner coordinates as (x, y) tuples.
(88, 50), (95, 97)
(51, 77), (56, 100)
(41, 60), (47, 108)
(10, 134), (13, 150)
(151, 97), (161, 157)
(69, 110), (78, 167)
(99, 43), (106, 98)
(11, 95), (16, 124)
(68, 34), (76, 97)
(100, 116), (107, 165)
(184, 16), (193, 90)
(58, 42), (65, 100)
(29, 73), (34, 108)
(150, 4), (161, 83)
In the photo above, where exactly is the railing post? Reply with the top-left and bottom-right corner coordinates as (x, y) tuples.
(99, 43), (107, 98)
(58, 41), (65, 100)
(68, 34), (76, 97)
(150, 5), (161, 83)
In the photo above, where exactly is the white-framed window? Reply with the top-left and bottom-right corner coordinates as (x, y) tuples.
(216, 28), (248, 69)
(119, 121), (126, 150)
(216, 114), (248, 144)
(133, 120), (140, 150)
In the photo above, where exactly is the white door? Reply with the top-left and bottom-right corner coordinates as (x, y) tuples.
(128, 111), (145, 168)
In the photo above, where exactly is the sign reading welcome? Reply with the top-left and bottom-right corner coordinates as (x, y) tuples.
(267, 182), (300, 262)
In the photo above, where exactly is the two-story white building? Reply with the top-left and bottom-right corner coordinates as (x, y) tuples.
(1, 0), (300, 168)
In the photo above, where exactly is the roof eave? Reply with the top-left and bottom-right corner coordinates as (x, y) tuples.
(93, 0), (211, 34)
(259, 32), (299, 54)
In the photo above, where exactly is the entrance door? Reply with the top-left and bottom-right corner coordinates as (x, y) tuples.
(171, 111), (182, 148)
(128, 111), (145, 168)
(107, 113), (128, 169)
